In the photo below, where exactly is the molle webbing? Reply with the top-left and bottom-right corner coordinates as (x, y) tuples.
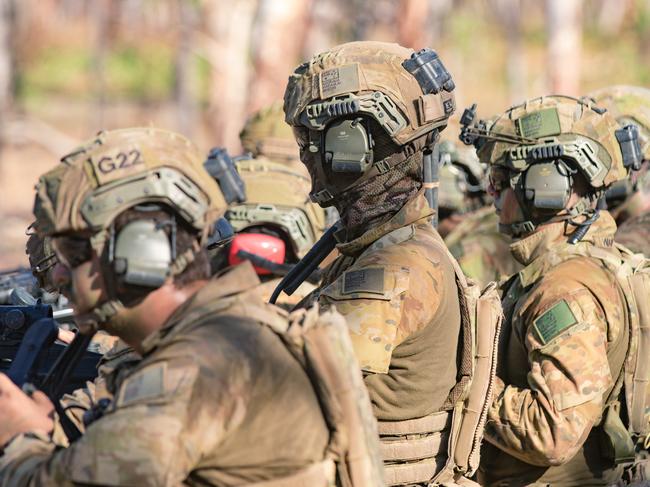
(380, 411), (452, 486)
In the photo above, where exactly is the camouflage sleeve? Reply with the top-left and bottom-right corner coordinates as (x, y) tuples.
(51, 342), (141, 447)
(0, 355), (238, 486)
(485, 287), (613, 466)
(319, 257), (442, 374)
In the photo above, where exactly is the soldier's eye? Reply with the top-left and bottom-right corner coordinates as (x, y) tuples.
(53, 236), (93, 269)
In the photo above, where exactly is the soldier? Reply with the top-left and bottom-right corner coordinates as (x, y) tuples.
(0, 127), (383, 486)
(436, 138), (522, 288)
(283, 41), (501, 486)
(588, 85), (650, 255)
(239, 101), (307, 175)
(226, 156), (326, 308)
(459, 95), (650, 485)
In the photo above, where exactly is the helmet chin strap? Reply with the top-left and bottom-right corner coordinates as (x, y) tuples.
(500, 197), (595, 238)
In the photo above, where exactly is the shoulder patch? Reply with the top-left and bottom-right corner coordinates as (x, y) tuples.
(117, 362), (166, 407)
(342, 268), (384, 295)
(533, 300), (578, 345)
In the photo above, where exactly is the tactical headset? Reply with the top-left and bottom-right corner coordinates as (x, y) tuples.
(107, 209), (176, 289)
(297, 49), (455, 206)
(461, 99), (644, 236)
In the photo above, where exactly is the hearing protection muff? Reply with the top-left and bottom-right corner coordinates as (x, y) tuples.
(324, 117), (374, 173)
(108, 216), (175, 289)
(520, 159), (574, 210)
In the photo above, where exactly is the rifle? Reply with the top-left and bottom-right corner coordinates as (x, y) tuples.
(0, 267), (38, 304)
(1, 304), (101, 396)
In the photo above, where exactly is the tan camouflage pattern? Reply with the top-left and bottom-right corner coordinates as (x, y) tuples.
(0, 263), (333, 486)
(256, 276), (316, 312)
(444, 206), (522, 288)
(231, 157), (325, 257)
(480, 96), (628, 188)
(588, 85), (650, 160)
(53, 340), (141, 447)
(616, 212), (650, 257)
(239, 101), (304, 172)
(479, 212), (629, 486)
(318, 192), (462, 421)
(33, 127), (227, 238)
(284, 41), (454, 145)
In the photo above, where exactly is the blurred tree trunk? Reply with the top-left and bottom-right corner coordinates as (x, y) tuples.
(204, 0), (257, 153)
(247, 0), (310, 114)
(493, 0), (526, 103)
(173, 0), (197, 137)
(597, 0), (629, 35)
(91, 0), (113, 130)
(428, 0), (453, 46)
(545, 0), (582, 95)
(398, 0), (429, 49)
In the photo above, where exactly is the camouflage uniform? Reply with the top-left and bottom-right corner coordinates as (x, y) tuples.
(53, 340), (141, 447)
(1, 264), (334, 486)
(479, 214), (628, 485)
(444, 206), (522, 288)
(460, 96), (647, 485)
(616, 211), (650, 256)
(1, 128), (384, 486)
(318, 192), (461, 413)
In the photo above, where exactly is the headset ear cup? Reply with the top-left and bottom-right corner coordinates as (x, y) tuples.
(522, 161), (573, 211)
(113, 220), (173, 289)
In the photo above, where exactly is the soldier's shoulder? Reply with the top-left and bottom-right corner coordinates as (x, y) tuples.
(519, 255), (623, 339)
(361, 221), (449, 271)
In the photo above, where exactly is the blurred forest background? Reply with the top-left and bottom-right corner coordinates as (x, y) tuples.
(1, 0), (650, 268)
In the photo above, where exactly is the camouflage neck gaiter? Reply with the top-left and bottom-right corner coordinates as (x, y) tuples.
(334, 151), (423, 241)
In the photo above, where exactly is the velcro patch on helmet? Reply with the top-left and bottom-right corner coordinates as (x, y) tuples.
(516, 108), (561, 139)
(342, 267), (385, 295)
(87, 147), (146, 186)
(533, 299), (578, 345)
(318, 63), (361, 99)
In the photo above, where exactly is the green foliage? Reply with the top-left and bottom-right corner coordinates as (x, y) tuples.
(18, 42), (194, 104)
(106, 43), (174, 101)
(18, 46), (91, 102)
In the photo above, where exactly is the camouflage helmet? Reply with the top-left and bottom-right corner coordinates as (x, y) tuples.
(587, 86), (650, 213)
(34, 127), (226, 240)
(283, 41), (455, 206)
(438, 139), (486, 215)
(588, 85), (650, 160)
(226, 158), (325, 259)
(32, 127), (228, 327)
(239, 101), (300, 162)
(461, 95), (641, 236)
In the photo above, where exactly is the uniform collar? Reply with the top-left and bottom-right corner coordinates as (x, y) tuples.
(140, 261), (261, 354)
(335, 191), (433, 256)
(509, 211), (617, 266)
